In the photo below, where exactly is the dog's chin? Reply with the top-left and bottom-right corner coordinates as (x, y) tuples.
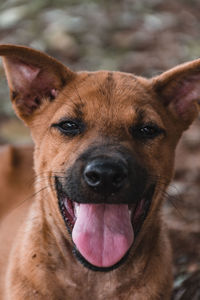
(56, 178), (155, 272)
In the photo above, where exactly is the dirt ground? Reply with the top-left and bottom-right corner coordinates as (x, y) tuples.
(0, 0), (199, 299)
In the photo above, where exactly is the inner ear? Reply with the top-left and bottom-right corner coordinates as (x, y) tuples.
(8, 58), (40, 84)
(168, 75), (200, 116)
(4, 57), (60, 115)
(0, 44), (75, 121)
(152, 59), (200, 125)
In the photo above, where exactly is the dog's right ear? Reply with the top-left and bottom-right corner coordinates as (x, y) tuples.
(0, 44), (75, 122)
(152, 59), (200, 131)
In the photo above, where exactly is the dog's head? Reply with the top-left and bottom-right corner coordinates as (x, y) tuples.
(0, 45), (199, 271)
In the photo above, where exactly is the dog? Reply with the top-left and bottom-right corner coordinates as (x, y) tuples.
(0, 44), (199, 300)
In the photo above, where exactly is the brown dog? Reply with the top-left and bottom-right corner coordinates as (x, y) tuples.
(0, 44), (199, 300)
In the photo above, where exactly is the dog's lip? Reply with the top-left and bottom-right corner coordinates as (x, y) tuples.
(57, 180), (155, 271)
(58, 196), (76, 231)
(63, 198), (79, 225)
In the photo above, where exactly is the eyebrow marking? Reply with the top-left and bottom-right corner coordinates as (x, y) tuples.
(73, 102), (84, 119)
(135, 108), (146, 123)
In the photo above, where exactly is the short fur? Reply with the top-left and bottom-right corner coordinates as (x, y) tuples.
(0, 44), (199, 300)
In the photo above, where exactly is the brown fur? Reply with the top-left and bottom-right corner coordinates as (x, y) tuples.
(0, 44), (199, 299)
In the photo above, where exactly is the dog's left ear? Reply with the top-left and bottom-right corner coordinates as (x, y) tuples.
(152, 59), (200, 130)
(0, 44), (75, 122)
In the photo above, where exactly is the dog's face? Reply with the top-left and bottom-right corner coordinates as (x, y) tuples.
(32, 72), (176, 271)
(0, 45), (199, 271)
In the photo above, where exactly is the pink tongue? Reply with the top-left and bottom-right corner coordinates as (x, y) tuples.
(72, 204), (134, 268)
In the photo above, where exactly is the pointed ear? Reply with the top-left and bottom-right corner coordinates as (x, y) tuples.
(152, 59), (200, 130)
(0, 44), (75, 122)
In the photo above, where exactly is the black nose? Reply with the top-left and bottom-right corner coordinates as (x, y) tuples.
(83, 157), (128, 194)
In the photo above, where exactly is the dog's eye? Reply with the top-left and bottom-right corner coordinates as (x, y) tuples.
(131, 124), (165, 140)
(52, 120), (83, 136)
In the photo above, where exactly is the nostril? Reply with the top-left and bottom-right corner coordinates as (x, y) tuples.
(113, 173), (125, 186)
(112, 167), (128, 187)
(85, 171), (101, 186)
(83, 162), (103, 187)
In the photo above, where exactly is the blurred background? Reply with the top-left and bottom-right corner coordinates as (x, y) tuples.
(0, 0), (199, 298)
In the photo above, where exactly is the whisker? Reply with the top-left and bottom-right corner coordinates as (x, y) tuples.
(4, 182), (57, 216)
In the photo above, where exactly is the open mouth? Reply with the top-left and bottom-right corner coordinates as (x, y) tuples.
(56, 177), (155, 272)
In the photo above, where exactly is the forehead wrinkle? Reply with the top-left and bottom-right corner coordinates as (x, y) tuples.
(79, 71), (139, 108)
(73, 72), (116, 116)
(55, 72), (147, 125)
(80, 72), (139, 126)
(109, 73), (143, 106)
(95, 72), (116, 103)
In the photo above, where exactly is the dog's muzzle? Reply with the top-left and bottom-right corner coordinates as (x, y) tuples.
(55, 145), (155, 272)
